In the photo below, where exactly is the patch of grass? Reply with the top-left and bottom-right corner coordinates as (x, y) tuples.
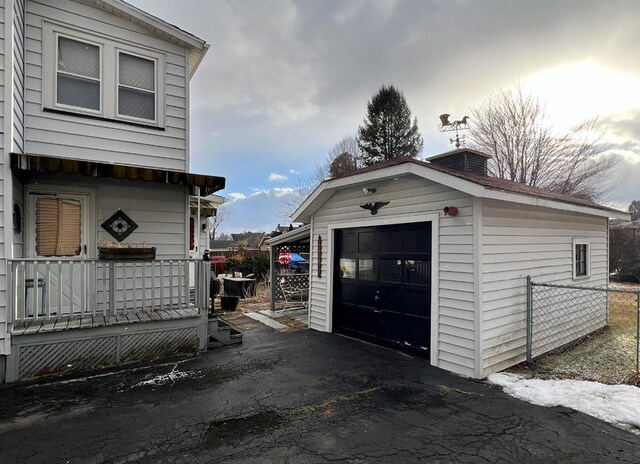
(514, 294), (639, 385)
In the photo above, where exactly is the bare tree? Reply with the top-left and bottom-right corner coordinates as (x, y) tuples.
(329, 152), (359, 178)
(469, 85), (617, 200)
(317, 135), (362, 180)
(209, 204), (232, 240)
(279, 177), (315, 220)
(610, 228), (640, 274)
(279, 135), (363, 220)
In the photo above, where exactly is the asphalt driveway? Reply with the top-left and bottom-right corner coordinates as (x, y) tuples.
(0, 327), (638, 463)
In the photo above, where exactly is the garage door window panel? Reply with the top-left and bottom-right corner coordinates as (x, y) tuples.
(405, 260), (430, 285)
(380, 259), (402, 283)
(358, 259), (378, 280)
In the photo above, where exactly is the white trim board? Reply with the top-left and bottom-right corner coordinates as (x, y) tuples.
(323, 212), (440, 367)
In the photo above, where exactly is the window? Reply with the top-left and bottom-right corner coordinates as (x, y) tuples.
(118, 52), (156, 121)
(572, 239), (590, 279)
(44, 22), (165, 127)
(35, 198), (82, 257)
(57, 36), (101, 111)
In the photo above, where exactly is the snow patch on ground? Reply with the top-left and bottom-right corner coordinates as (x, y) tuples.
(488, 373), (640, 434)
(132, 365), (202, 388)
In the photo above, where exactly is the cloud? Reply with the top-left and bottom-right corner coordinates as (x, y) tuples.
(273, 187), (297, 197)
(226, 192), (247, 202)
(289, 169), (300, 174)
(268, 173), (289, 182)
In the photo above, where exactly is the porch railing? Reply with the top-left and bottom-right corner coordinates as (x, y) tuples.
(9, 258), (210, 326)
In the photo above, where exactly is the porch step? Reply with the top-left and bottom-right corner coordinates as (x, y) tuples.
(207, 316), (243, 348)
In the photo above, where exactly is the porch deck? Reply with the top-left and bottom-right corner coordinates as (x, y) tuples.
(5, 258), (211, 382)
(12, 307), (200, 336)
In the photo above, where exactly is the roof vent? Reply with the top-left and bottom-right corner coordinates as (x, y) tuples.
(427, 148), (492, 176)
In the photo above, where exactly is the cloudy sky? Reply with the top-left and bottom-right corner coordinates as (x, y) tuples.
(130, 0), (640, 234)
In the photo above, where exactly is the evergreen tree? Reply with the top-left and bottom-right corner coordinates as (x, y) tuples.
(357, 85), (423, 166)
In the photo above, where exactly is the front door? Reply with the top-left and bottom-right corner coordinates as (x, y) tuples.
(27, 192), (90, 315)
(333, 222), (432, 357)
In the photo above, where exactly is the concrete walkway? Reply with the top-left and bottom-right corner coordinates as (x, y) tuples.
(0, 328), (638, 463)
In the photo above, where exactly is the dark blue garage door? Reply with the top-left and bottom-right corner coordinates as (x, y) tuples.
(333, 222), (432, 357)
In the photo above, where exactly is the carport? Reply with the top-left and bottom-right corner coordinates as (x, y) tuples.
(267, 224), (311, 312)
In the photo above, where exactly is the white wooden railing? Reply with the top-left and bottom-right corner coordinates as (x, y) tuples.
(8, 258), (211, 325)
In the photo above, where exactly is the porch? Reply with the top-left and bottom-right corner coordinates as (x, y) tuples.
(6, 259), (211, 382)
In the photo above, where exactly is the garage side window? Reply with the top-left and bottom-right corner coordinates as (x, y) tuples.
(572, 239), (590, 279)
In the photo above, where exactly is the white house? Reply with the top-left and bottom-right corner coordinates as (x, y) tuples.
(0, 0), (224, 382)
(293, 149), (629, 379)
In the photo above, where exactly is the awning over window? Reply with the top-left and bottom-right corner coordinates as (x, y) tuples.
(11, 153), (225, 196)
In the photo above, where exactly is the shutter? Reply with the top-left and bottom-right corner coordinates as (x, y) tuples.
(35, 198), (82, 257)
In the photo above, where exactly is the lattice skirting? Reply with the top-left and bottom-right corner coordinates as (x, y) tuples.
(8, 323), (202, 381)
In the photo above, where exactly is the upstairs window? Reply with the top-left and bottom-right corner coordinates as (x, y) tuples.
(118, 52), (156, 122)
(56, 36), (101, 112)
(44, 22), (166, 128)
(572, 239), (590, 279)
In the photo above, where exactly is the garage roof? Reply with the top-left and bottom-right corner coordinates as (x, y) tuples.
(292, 156), (629, 222)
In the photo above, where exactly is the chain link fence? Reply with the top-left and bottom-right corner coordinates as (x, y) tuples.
(525, 277), (639, 385)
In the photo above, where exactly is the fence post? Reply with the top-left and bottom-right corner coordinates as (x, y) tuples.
(526, 275), (532, 363)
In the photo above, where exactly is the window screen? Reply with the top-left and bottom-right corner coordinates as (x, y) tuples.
(35, 198), (82, 257)
(118, 53), (155, 121)
(57, 37), (100, 110)
(575, 244), (587, 277)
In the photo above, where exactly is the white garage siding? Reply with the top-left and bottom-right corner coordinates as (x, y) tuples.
(309, 175), (478, 377)
(480, 199), (608, 376)
(0, 0), (7, 355)
(24, 0), (188, 172)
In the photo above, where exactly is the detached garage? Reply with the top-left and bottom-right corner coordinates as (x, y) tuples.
(292, 149), (629, 379)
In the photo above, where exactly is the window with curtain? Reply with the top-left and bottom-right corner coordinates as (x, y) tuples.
(35, 198), (82, 257)
(57, 36), (101, 111)
(118, 52), (156, 121)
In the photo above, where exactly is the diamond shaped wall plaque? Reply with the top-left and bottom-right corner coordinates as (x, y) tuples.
(101, 210), (138, 242)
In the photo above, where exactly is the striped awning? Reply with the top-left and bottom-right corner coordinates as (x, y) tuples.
(11, 153), (225, 196)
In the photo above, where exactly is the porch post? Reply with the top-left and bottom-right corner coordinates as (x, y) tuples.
(109, 262), (116, 316)
(270, 245), (276, 312)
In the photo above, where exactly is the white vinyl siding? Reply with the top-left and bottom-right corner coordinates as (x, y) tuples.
(97, 183), (186, 259)
(310, 175), (477, 377)
(0, 1), (7, 355)
(480, 199), (608, 376)
(24, 0), (188, 171)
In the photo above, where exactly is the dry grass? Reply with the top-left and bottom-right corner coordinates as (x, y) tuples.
(513, 293), (639, 385)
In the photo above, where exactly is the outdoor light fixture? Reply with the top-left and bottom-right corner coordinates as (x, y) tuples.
(443, 206), (459, 217)
(360, 201), (390, 215)
(362, 187), (377, 195)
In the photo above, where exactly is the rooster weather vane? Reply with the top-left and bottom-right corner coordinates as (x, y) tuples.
(438, 114), (470, 148)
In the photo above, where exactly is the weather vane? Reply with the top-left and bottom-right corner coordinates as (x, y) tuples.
(438, 114), (470, 148)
